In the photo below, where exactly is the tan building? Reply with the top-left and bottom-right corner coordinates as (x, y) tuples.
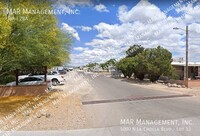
(171, 62), (200, 80)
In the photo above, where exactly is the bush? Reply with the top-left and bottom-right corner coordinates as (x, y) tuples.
(117, 45), (175, 82)
(148, 74), (160, 82)
(117, 57), (135, 78)
(135, 73), (145, 80)
(133, 51), (148, 80)
(0, 75), (16, 84)
(145, 46), (174, 82)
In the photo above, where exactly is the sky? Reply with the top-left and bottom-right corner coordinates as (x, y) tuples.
(53, 0), (200, 66)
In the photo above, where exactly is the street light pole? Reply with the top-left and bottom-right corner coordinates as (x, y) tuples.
(173, 26), (189, 87)
(186, 26), (189, 85)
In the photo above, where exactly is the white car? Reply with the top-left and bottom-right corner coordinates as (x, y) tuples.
(47, 74), (65, 86)
(32, 74), (65, 86)
(49, 71), (59, 75)
(18, 72), (65, 86)
(6, 76), (52, 89)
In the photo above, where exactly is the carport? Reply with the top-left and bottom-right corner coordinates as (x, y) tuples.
(0, 66), (48, 97)
(15, 66), (47, 86)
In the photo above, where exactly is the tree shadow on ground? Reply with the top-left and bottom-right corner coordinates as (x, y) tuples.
(111, 76), (152, 85)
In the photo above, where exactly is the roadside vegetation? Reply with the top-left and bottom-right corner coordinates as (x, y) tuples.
(0, 0), (72, 84)
(117, 45), (176, 82)
(85, 45), (177, 82)
(117, 45), (177, 82)
(85, 59), (117, 72)
(100, 59), (117, 71)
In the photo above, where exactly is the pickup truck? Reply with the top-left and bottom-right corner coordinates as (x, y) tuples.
(19, 74), (65, 86)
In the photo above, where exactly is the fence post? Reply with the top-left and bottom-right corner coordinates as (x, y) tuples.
(16, 69), (19, 86)
(44, 66), (47, 82)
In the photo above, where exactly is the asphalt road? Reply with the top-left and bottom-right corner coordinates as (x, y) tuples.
(81, 72), (181, 101)
(80, 72), (200, 136)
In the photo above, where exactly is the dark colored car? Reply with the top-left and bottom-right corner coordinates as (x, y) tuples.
(58, 70), (67, 75)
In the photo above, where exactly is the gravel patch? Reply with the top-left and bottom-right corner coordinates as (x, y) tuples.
(20, 92), (88, 130)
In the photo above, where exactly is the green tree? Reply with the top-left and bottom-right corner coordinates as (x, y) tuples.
(0, 0), (71, 78)
(100, 58), (116, 70)
(133, 51), (148, 80)
(146, 46), (174, 82)
(0, 1), (12, 72)
(117, 57), (135, 78)
(106, 59), (117, 66)
(126, 45), (144, 57)
(86, 63), (98, 68)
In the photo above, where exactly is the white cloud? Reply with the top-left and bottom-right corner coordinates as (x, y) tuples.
(85, 39), (119, 46)
(176, 3), (200, 23)
(190, 23), (200, 34)
(61, 23), (80, 41)
(52, 0), (92, 15)
(74, 47), (88, 51)
(53, 0), (92, 7)
(188, 23), (200, 59)
(74, 26), (92, 32)
(70, 1), (200, 66)
(118, 1), (166, 23)
(94, 4), (109, 13)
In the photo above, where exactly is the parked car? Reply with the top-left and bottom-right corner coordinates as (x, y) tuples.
(68, 67), (73, 71)
(48, 71), (59, 75)
(58, 70), (67, 75)
(18, 73), (31, 80)
(64, 68), (69, 72)
(32, 74), (65, 86)
(6, 76), (52, 89)
(18, 71), (65, 86)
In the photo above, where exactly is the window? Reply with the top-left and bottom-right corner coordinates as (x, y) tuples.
(20, 77), (42, 82)
(191, 67), (194, 73)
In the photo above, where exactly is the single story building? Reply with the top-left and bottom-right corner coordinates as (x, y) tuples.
(171, 62), (200, 80)
(171, 62), (200, 88)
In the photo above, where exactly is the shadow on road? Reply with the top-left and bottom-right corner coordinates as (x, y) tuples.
(111, 76), (152, 85)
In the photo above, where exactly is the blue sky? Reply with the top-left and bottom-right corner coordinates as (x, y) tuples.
(54, 0), (200, 66)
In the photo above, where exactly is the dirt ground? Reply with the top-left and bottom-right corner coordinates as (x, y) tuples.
(0, 71), (92, 131)
(117, 77), (200, 98)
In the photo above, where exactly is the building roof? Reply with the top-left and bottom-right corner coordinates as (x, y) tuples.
(171, 62), (200, 67)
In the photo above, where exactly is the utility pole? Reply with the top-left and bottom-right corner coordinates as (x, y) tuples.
(186, 26), (189, 86)
(173, 26), (189, 87)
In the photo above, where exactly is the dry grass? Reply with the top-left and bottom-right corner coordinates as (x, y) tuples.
(0, 92), (57, 117)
